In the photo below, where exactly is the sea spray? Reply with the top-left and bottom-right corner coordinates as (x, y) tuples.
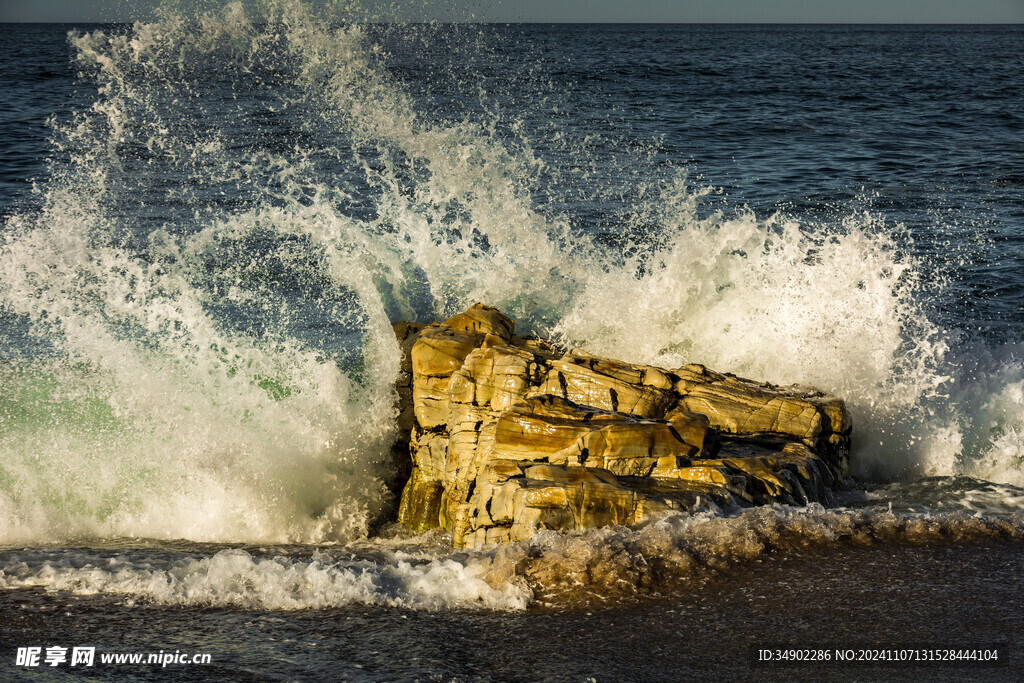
(0, 2), (412, 543)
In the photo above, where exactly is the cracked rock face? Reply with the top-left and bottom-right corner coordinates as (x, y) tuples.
(393, 304), (852, 549)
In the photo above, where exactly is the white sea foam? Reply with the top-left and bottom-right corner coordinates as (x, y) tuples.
(0, 546), (532, 611)
(2, 503), (1020, 610)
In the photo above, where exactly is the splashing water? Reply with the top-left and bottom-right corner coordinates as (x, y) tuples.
(2, 503), (1021, 610)
(0, 0), (1022, 549)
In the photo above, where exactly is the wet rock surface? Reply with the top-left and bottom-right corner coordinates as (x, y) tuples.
(394, 304), (852, 548)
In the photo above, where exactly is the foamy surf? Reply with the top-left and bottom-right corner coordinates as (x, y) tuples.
(0, 544), (532, 611)
(3, 497), (1021, 611)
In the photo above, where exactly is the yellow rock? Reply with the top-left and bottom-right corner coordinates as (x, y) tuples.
(411, 374), (455, 428)
(524, 462), (621, 486)
(670, 365), (851, 445)
(489, 396), (711, 477)
(457, 461), (703, 548)
(397, 468), (444, 533)
(578, 480), (638, 527)
(412, 325), (483, 377)
(536, 357), (674, 418)
(396, 304), (853, 546)
(519, 483), (572, 510)
(409, 429), (448, 482)
(441, 302), (514, 341)
(672, 363), (726, 393)
(511, 335), (563, 362)
(565, 348), (676, 391)
(509, 506), (576, 543)
(678, 379), (823, 440)
(455, 343), (538, 412)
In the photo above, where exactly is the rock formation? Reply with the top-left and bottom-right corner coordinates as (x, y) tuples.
(393, 304), (851, 549)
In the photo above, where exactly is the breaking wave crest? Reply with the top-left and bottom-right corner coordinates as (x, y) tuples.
(3, 503), (1021, 610)
(0, 543), (532, 611)
(474, 504), (1024, 605)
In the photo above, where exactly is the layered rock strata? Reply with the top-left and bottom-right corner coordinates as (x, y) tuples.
(393, 304), (851, 549)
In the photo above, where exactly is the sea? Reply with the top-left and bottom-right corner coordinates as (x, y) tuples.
(0, 2), (1022, 680)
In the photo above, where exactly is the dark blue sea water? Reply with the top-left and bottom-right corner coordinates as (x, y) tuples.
(1, 7), (1023, 680)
